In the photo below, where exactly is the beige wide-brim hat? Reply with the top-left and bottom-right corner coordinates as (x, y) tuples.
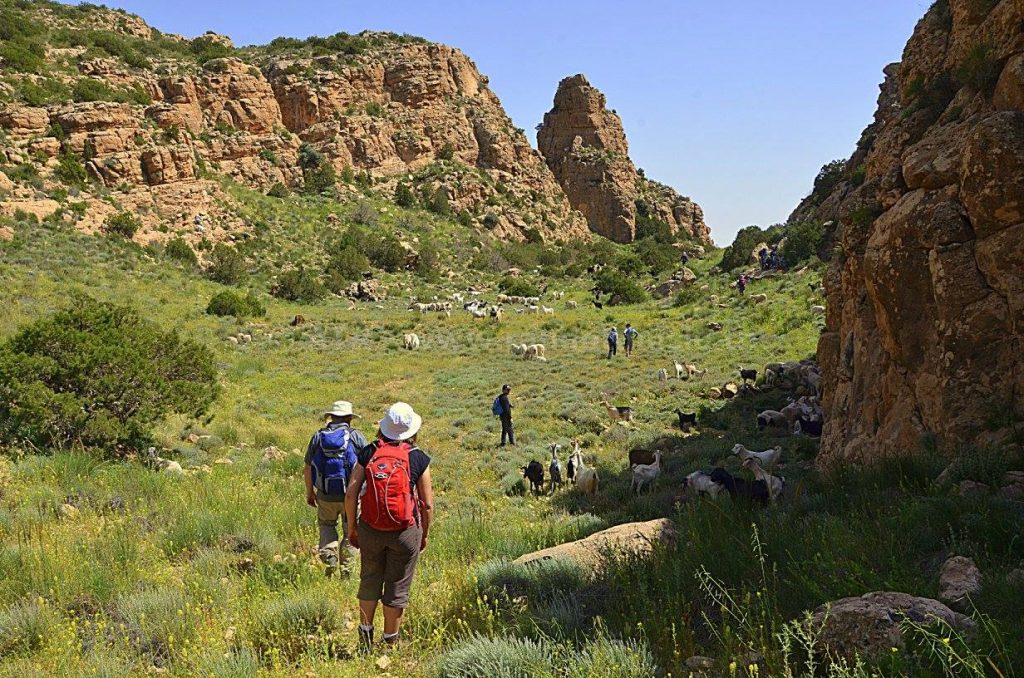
(378, 402), (422, 441)
(324, 401), (360, 418)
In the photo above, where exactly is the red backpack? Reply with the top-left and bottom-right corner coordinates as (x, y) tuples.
(360, 441), (417, 531)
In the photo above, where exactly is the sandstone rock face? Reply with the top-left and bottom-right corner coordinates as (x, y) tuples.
(538, 74), (710, 244)
(795, 0), (1024, 465)
(811, 591), (976, 661)
(938, 555), (982, 610)
(513, 518), (676, 574)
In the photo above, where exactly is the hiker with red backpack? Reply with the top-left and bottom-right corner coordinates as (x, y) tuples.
(304, 400), (368, 577)
(345, 402), (434, 649)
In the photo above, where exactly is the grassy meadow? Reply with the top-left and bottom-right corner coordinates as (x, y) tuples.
(0, 200), (1022, 677)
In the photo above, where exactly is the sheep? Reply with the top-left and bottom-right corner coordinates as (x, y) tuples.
(146, 447), (184, 475)
(675, 409), (697, 431)
(751, 293), (768, 304)
(683, 470), (726, 499)
(227, 336), (238, 345)
(630, 450), (663, 495)
(600, 393), (633, 422)
(742, 458), (785, 503)
(738, 367), (758, 384)
(570, 446), (599, 496)
(567, 300), (578, 309)
(657, 368), (669, 382)
(548, 444), (563, 493)
(731, 444), (782, 469)
(756, 409), (788, 431)
(764, 368), (779, 387)
(521, 460), (545, 495)
(451, 292), (464, 303)
(628, 448), (657, 468)
(810, 304), (826, 315)
(510, 343), (527, 357)
(541, 305), (555, 315)
(793, 416), (823, 437)
(490, 305), (503, 322)
(524, 344), (546, 361)
(239, 333), (252, 344)
(403, 333), (420, 351)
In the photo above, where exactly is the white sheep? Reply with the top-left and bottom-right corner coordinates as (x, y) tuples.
(631, 450), (663, 494)
(683, 470), (725, 498)
(566, 300), (578, 309)
(541, 305), (554, 315)
(673, 361), (685, 379)
(756, 409), (788, 431)
(657, 368), (668, 382)
(524, 344), (546, 361)
(403, 333), (420, 350)
(226, 336), (238, 345)
(510, 343), (527, 357)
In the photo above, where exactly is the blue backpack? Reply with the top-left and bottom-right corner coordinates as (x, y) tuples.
(310, 425), (358, 497)
(492, 396), (505, 416)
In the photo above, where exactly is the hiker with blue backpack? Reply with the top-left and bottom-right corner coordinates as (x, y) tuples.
(304, 400), (369, 577)
(493, 384), (515, 446)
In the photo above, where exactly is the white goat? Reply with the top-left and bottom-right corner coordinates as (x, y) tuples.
(631, 450), (663, 494)
(541, 305), (555, 315)
(742, 458), (784, 502)
(570, 445), (599, 496)
(731, 444), (782, 469)
(403, 333), (420, 350)
(683, 470), (725, 498)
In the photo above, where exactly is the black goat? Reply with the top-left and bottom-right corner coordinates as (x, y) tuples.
(794, 416), (823, 437)
(521, 460), (545, 494)
(566, 455), (576, 482)
(739, 367), (758, 384)
(708, 467), (771, 507)
(675, 409), (697, 431)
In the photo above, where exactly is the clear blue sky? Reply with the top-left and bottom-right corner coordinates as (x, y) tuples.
(68, 1), (930, 243)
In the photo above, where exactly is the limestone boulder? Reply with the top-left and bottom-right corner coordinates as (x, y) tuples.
(513, 518), (676, 574)
(0, 105), (50, 136)
(938, 555), (981, 610)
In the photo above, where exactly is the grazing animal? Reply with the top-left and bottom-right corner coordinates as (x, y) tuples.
(524, 344), (546, 361)
(794, 416), (823, 437)
(684, 363), (707, 379)
(764, 368), (778, 387)
(673, 361), (686, 379)
(683, 470), (726, 498)
(657, 368), (668, 382)
(570, 447), (599, 496)
(522, 460), (545, 495)
(675, 409), (697, 431)
(600, 394), (633, 422)
(738, 367), (758, 384)
(548, 444), (563, 493)
(742, 458), (785, 503)
(290, 314), (306, 326)
(756, 409), (788, 431)
(731, 444), (782, 469)
(471, 308), (488, 319)
(628, 448), (657, 468)
(541, 305), (555, 315)
(566, 454), (576, 483)
(490, 305), (503, 322)
(510, 343), (527, 357)
(227, 336), (238, 344)
(567, 300), (578, 309)
(403, 333), (420, 351)
(708, 467), (772, 507)
(751, 293), (768, 304)
(810, 304), (826, 315)
(592, 300), (604, 310)
(631, 451), (663, 494)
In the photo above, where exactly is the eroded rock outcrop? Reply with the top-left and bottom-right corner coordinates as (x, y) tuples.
(538, 74), (710, 244)
(793, 0), (1024, 465)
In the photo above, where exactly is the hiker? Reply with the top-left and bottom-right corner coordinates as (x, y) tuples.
(737, 274), (747, 295)
(607, 326), (618, 359)
(758, 247), (768, 271)
(624, 323), (639, 358)
(304, 400), (368, 577)
(494, 384), (515, 447)
(681, 250), (690, 266)
(346, 402), (434, 649)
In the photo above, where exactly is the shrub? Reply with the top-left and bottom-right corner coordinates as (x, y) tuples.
(190, 35), (232, 64)
(258, 148), (277, 164)
(614, 250), (647, 277)
(812, 159), (847, 198)
(266, 181), (290, 198)
(594, 269), (647, 305)
(475, 558), (587, 604)
(633, 237), (677, 274)
(955, 43), (1002, 91)
(432, 635), (555, 678)
(0, 38), (45, 73)
(482, 212), (500, 229)
(0, 600), (58, 658)
(54, 152), (89, 189)
(206, 243), (247, 284)
(0, 300), (220, 453)
(781, 221), (825, 264)
(429, 189), (451, 216)
(369, 234), (406, 272)
(568, 637), (658, 678)
(415, 238), (440, 280)
(437, 142), (455, 161)
(72, 78), (151, 105)
(103, 211), (141, 238)
(325, 246), (369, 289)
(114, 589), (197, 660)
(249, 592), (341, 662)
(298, 142), (336, 194)
(206, 290), (265, 318)
(719, 224), (770, 271)
(271, 267), (327, 302)
(351, 200), (378, 226)
(163, 237), (197, 266)
(364, 101), (385, 117)
(498, 276), (540, 298)
(395, 182), (416, 208)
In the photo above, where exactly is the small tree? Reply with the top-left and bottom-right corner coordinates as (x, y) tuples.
(594, 269), (647, 305)
(325, 246), (369, 289)
(163, 237), (197, 266)
(206, 290), (266, 318)
(54, 152), (89, 189)
(0, 300), (220, 453)
(395, 182), (416, 208)
(429, 190), (451, 216)
(271, 267), (327, 302)
(104, 211), (141, 238)
(267, 182), (290, 198)
(782, 221), (825, 264)
(206, 243), (247, 285)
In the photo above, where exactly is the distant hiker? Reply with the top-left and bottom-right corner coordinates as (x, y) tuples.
(346, 402), (434, 650)
(737, 275), (748, 295)
(607, 326), (618, 359)
(494, 384), (515, 446)
(758, 247), (768, 270)
(304, 400), (368, 577)
(681, 250), (690, 265)
(624, 323), (639, 357)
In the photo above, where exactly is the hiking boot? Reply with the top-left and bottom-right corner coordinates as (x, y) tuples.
(383, 632), (400, 648)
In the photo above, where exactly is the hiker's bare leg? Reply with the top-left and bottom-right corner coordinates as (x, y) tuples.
(383, 604), (404, 635)
(359, 599), (378, 626)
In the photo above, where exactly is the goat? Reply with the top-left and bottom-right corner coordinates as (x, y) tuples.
(756, 409), (788, 431)
(403, 333), (420, 351)
(683, 470), (726, 498)
(731, 444), (782, 469)
(567, 300), (578, 309)
(628, 448), (657, 468)
(490, 305), (503, 322)
(810, 304), (826, 315)
(708, 467), (771, 507)
(742, 458), (785, 503)
(673, 361), (686, 380)
(570, 447), (599, 496)
(684, 363), (707, 379)
(675, 409), (697, 431)
(522, 460), (545, 495)
(631, 450), (663, 494)
(593, 300), (603, 310)
(600, 393), (633, 422)
(793, 416), (823, 437)
(541, 305), (554, 315)
(738, 367), (758, 384)
(548, 444), (563, 493)
(764, 368), (778, 387)
(751, 293), (768, 304)
(657, 368), (668, 382)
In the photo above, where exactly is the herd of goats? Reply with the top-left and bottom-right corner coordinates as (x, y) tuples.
(520, 360), (824, 509)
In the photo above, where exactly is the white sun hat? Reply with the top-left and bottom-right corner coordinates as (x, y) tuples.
(378, 402), (422, 441)
(324, 401), (360, 418)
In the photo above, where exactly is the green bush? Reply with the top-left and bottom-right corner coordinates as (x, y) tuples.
(0, 600), (58, 658)
(432, 635), (555, 678)
(248, 593), (341, 662)
(395, 182), (416, 208)
(163, 237), (197, 266)
(633, 237), (677, 274)
(781, 221), (825, 264)
(812, 159), (846, 198)
(595, 269), (647, 305)
(298, 142), (336, 194)
(191, 36), (233, 64)
(206, 290), (265, 318)
(369, 234), (406, 272)
(415, 238), (440, 280)
(325, 246), (369, 289)
(955, 43), (1002, 91)
(0, 38), (45, 72)
(0, 300), (220, 453)
(54, 152), (89, 189)
(429, 190), (451, 216)
(351, 200), (378, 226)
(614, 250), (647, 277)
(206, 243), (247, 285)
(72, 78), (151, 105)
(258, 148), (277, 164)
(719, 224), (778, 271)
(271, 267), (327, 302)
(266, 182), (290, 198)
(103, 211), (141, 238)
(475, 558), (587, 604)
(498, 276), (540, 298)
(437, 142), (455, 161)
(14, 77), (71, 106)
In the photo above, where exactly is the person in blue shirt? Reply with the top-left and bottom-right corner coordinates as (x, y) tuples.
(624, 323), (639, 357)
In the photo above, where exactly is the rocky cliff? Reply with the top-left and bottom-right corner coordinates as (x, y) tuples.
(793, 0), (1024, 464)
(0, 2), (587, 243)
(538, 74), (710, 244)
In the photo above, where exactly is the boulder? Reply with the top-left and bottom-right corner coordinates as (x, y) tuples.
(652, 267), (697, 298)
(513, 518), (676, 574)
(811, 591), (976, 661)
(721, 382), (739, 398)
(0, 171), (13, 192)
(1000, 470), (1024, 500)
(938, 555), (981, 610)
